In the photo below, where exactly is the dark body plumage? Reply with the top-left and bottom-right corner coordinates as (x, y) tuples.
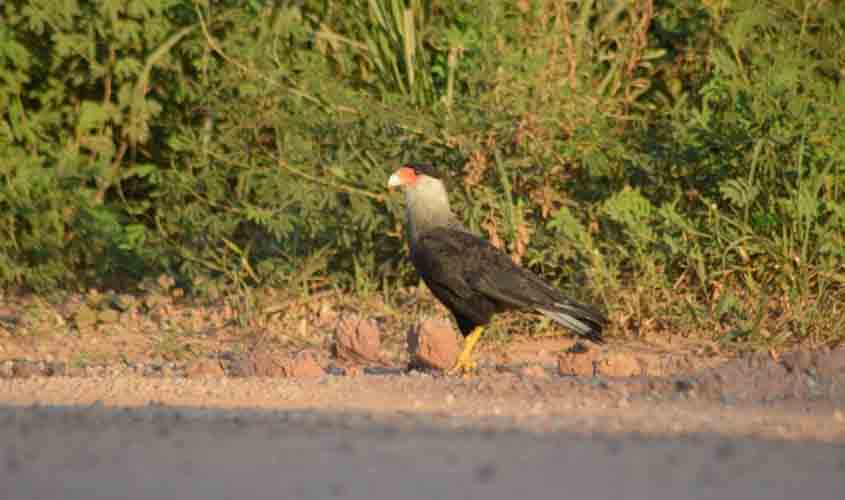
(411, 227), (606, 342)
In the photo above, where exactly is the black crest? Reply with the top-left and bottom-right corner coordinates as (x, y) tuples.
(405, 163), (441, 179)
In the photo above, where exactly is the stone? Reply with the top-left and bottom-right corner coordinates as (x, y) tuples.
(407, 319), (459, 371)
(558, 347), (599, 377)
(186, 358), (225, 378)
(812, 348), (845, 379)
(334, 316), (383, 364)
(0, 360), (13, 378)
(280, 350), (325, 378)
(558, 346), (599, 376)
(519, 364), (549, 378)
(227, 356), (255, 377)
(251, 352), (285, 377)
(45, 361), (66, 377)
(779, 350), (815, 374)
(12, 360), (43, 378)
(597, 352), (643, 377)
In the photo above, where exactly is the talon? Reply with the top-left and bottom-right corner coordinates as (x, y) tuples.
(447, 326), (484, 376)
(447, 357), (477, 376)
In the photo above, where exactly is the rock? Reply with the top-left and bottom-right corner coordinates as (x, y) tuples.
(66, 364), (88, 378)
(519, 364), (549, 378)
(407, 319), (459, 371)
(87, 365), (107, 378)
(280, 350), (325, 378)
(45, 361), (66, 377)
(12, 360), (43, 378)
(597, 352), (643, 377)
(558, 348), (650, 377)
(227, 356), (255, 377)
(251, 352), (284, 377)
(334, 316), (383, 365)
(0, 360), (13, 378)
(186, 358), (225, 378)
(779, 350), (815, 374)
(558, 348), (598, 376)
(812, 348), (845, 379)
(143, 363), (164, 378)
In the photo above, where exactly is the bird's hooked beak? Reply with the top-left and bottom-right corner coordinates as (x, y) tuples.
(387, 172), (402, 189)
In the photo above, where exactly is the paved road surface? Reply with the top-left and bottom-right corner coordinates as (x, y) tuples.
(2, 405), (843, 500)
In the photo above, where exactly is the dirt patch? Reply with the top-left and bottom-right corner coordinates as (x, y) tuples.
(557, 341), (723, 377)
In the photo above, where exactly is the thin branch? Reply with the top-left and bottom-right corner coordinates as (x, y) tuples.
(276, 158), (387, 203)
(203, 150), (386, 203)
(195, 5), (346, 111)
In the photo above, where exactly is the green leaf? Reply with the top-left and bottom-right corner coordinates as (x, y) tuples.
(77, 101), (110, 131)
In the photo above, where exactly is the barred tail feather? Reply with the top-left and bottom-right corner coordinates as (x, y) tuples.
(537, 301), (606, 344)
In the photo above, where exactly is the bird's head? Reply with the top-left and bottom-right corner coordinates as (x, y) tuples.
(388, 163), (454, 231)
(387, 164), (442, 190)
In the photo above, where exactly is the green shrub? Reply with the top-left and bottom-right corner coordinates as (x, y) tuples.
(0, 0), (842, 346)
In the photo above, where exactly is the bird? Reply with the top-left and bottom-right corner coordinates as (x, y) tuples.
(388, 163), (608, 375)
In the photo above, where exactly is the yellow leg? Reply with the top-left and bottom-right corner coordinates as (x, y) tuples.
(448, 326), (485, 375)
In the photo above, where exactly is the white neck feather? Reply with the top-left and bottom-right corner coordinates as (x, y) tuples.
(404, 177), (458, 240)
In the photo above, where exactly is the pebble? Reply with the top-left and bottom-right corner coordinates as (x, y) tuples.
(0, 360), (14, 378)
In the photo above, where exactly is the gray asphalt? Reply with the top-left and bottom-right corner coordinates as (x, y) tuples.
(2, 405), (843, 500)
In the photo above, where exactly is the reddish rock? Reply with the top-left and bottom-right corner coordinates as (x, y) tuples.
(519, 364), (549, 378)
(597, 352), (644, 377)
(0, 360), (14, 378)
(280, 350), (325, 378)
(558, 349), (598, 377)
(186, 358), (224, 378)
(251, 352), (285, 377)
(779, 350), (815, 374)
(227, 356), (256, 378)
(815, 348), (845, 379)
(12, 361), (43, 378)
(66, 364), (88, 378)
(334, 316), (383, 365)
(45, 361), (66, 377)
(407, 319), (459, 371)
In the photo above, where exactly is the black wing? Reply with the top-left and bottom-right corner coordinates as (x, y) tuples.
(410, 227), (607, 338)
(409, 228), (499, 333)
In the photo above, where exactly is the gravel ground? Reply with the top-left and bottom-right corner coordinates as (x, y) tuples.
(2, 347), (844, 499)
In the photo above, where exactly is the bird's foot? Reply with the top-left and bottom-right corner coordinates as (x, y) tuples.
(447, 326), (485, 376)
(447, 354), (478, 376)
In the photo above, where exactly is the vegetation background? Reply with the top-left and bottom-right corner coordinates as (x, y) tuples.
(1, 0), (843, 349)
